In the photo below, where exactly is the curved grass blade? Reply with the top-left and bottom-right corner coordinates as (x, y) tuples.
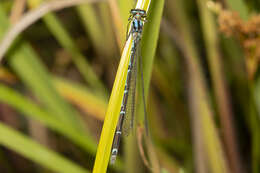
(98, 3), (117, 56)
(118, 0), (133, 30)
(53, 77), (107, 121)
(0, 4), (85, 133)
(196, 0), (243, 172)
(93, 36), (133, 173)
(219, 1), (260, 172)
(168, 0), (229, 172)
(0, 84), (97, 154)
(0, 123), (89, 173)
(0, 81), (123, 172)
(76, 4), (108, 54)
(27, 0), (106, 93)
(107, 0), (124, 47)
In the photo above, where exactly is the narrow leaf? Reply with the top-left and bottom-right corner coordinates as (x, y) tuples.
(0, 123), (89, 173)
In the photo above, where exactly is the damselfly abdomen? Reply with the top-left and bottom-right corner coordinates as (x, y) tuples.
(110, 9), (147, 164)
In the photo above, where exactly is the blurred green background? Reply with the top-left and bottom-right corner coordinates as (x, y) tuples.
(0, 0), (259, 172)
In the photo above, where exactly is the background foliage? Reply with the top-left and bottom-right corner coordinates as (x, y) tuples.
(0, 0), (259, 172)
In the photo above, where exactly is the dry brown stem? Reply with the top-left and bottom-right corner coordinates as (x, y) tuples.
(0, 0), (104, 63)
(218, 8), (260, 79)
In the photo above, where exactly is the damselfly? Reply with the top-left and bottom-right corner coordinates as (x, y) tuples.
(110, 9), (147, 164)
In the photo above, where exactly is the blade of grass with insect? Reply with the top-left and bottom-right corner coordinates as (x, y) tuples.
(93, 1), (151, 172)
(0, 84), (97, 154)
(93, 34), (132, 173)
(27, 0), (106, 94)
(0, 4), (86, 133)
(0, 122), (89, 173)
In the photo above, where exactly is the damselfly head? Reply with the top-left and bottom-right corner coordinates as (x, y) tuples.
(130, 9), (147, 19)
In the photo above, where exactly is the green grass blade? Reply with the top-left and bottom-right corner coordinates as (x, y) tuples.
(53, 77), (107, 121)
(42, 13), (106, 92)
(168, 0), (229, 172)
(251, 80), (260, 173)
(221, 1), (260, 172)
(98, 2), (117, 56)
(107, 0), (125, 47)
(0, 5), (85, 133)
(140, 0), (164, 102)
(0, 84), (97, 154)
(93, 31), (132, 173)
(196, 0), (243, 172)
(0, 123), (89, 173)
(27, 0), (106, 93)
(225, 0), (249, 20)
(10, 43), (87, 132)
(76, 4), (107, 53)
(118, 0), (133, 30)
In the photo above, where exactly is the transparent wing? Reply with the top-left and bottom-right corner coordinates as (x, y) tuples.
(122, 42), (138, 136)
(137, 39), (149, 135)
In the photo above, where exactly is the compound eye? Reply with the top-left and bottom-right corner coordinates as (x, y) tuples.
(130, 9), (138, 15)
(131, 9), (146, 16)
